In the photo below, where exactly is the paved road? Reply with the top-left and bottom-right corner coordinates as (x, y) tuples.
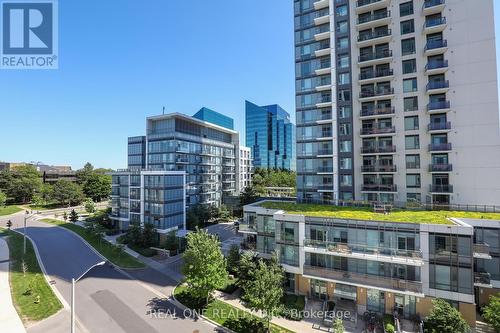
(0, 213), (217, 333)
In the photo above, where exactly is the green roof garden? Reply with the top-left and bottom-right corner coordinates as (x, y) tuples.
(257, 201), (500, 225)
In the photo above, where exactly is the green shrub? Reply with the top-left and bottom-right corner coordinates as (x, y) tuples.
(385, 323), (395, 333)
(281, 294), (305, 321)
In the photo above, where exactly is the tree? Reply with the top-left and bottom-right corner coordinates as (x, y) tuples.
(82, 173), (111, 202)
(239, 185), (260, 206)
(52, 179), (84, 206)
(76, 162), (94, 185)
(226, 244), (241, 275)
(424, 298), (469, 333)
(69, 209), (79, 223)
(0, 190), (6, 207)
(125, 224), (142, 244)
(332, 319), (344, 333)
(162, 230), (178, 254)
(243, 255), (284, 332)
(482, 293), (500, 332)
(141, 223), (156, 248)
(62, 211), (68, 222)
(182, 229), (228, 305)
(237, 251), (257, 288)
(6, 220), (12, 230)
(0, 165), (42, 203)
(84, 198), (96, 214)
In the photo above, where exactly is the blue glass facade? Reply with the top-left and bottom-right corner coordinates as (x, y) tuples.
(245, 100), (296, 171)
(193, 107), (234, 130)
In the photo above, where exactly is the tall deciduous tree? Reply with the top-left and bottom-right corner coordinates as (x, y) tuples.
(52, 179), (84, 206)
(0, 165), (42, 203)
(76, 162), (94, 185)
(482, 293), (500, 332)
(84, 198), (96, 214)
(425, 299), (469, 333)
(243, 255), (284, 332)
(182, 229), (228, 305)
(226, 244), (241, 275)
(82, 173), (111, 202)
(0, 190), (6, 207)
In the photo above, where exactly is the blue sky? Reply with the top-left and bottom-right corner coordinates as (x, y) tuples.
(0, 0), (499, 170)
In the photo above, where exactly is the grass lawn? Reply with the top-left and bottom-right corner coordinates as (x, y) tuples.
(40, 219), (145, 269)
(0, 205), (22, 216)
(174, 285), (294, 333)
(258, 202), (500, 225)
(0, 228), (62, 322)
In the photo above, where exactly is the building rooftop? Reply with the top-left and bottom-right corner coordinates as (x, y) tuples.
(255, 201), (500, 225)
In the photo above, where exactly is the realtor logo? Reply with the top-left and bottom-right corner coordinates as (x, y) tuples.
(1, 0), (58, 69)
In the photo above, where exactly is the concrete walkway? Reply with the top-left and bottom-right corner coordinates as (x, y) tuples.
(0, 237), (26, 333)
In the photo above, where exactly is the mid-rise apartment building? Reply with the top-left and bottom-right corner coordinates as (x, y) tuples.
(246, 100), (296, 171)
(239, 146), (253, 190)
(193, 107), (235, 130)
(294, 0), (500, 205)
(241, 200), (500, 328)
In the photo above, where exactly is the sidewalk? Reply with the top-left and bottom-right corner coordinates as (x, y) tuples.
(0, 237), (26, 333)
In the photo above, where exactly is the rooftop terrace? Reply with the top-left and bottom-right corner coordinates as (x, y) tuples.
(256, 201), (500, 225)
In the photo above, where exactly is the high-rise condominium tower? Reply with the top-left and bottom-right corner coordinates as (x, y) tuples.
(294, 0), (500, 206)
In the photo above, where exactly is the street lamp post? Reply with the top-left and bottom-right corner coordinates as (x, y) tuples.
(23, 210), (29, 255)
(71, 261), (106, 333)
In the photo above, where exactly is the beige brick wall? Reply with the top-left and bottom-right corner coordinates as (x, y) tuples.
(477, 287), (500, 307)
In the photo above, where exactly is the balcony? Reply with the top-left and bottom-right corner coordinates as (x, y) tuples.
(316, 95), (332, 108)
(318, 184), (334, 191)
(317, 166), (334, 173)
(359, 87), (394, 101)
(427, 101), (451, 113)
(361, 184), (398, 192)
(429, 163), (453, 172)
(429, 184), (453, 193)
(423, 0), (446, 16)
(315, 41), (331, 57)
(357, 10), (391, 30)
(474, 272), (492, 288)
(315, 63), (331, 76)
(424, 39), (448, 56)
(315, 30), (330, 41)
(359, 69), (394, 83)
(358, 50), (393, 66)
(314, 0), (329, 10)
(428, 121), (451, 132)
(317, 149), (333, 156)
(426, 80), (449, 94)
(303, 239), (423, 266)
(360, 126), (396, 136)
(238, 223), (257, 234)
(355, 0), (390, 14)
(361, 145), (396, 154)
(314, 10), (330, 26)
(473, 243), (492, 259)
(357, 29), (392, 46)
(425, 60), (448, 75)
(361, 165), (397, 173)
(303, 265), (422, 294)
(423, 17), (447, 34)
(360, 106), (395, 118)
(428, 142), (452, 152)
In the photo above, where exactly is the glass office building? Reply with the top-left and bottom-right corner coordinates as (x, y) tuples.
(193, 107), (234, 130)
(245, 100), (296, 171)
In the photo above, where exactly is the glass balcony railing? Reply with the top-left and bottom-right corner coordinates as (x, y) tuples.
(360, 106), (395, 117)
(361, 184), (397, 192)
(424, 17), (447, 29)
(428, 121), (451, 131)
(359, 87), (394, 98)
(361, 165), (397, 172)
(361, 145), (396, 154)
(359, 69), (394, 80)
(357, 0), (384, 8)
(357, 10), (391, 25)
(317, 166), (334, 172)
(473, 243), (490, 257)
(423, 0), (445, 9)
(424, 39), (447, 52)
(359, 50), (392, 63)
(303, 265), (422, 293)
(425, 60), (448, 71)
(360, 126), (396, 135)
(428, 142), (452, 151)
(427, 101), (450, 111)
(474, 272), (491, 286)
(429, 184), (453, 193)
(358, 29), (392, 42)
(429, 163), (453, 172)
(426, 80), (449, 91)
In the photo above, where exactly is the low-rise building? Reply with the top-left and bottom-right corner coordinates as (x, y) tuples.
(240, 200), (500, 327)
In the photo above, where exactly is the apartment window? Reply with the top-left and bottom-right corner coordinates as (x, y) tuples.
(338, 54), (350, 69)
(406, 174), (421, 188)
(337, 37), (349, 50)
(340, 175), (352, 187)
(339, 123), (351, 135)
(339, 106), (352, 119)
(336, 5), (347, 17)
(405, 135), (420, 149)
(402, 59), (417, 74)
(403, 78), (417, 93)
(337, 21), (348, 34)
(340, 140), (352, 153)
(338, 89), (351, 102)
(400, 20), (415, 35)
(400, 1), (414, 17)
(401, 38), (416, 56)
(404, 116), (419, 130)
(407, 193), (421, 203)
(404, 96), (418, 111)
(338, 73), (350, 85)
(340, 157), (352, 170)
(406, 154), (420, 169)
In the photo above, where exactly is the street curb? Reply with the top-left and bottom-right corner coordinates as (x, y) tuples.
(36, 219), (146, 271)
(171, 284), (236, 333)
